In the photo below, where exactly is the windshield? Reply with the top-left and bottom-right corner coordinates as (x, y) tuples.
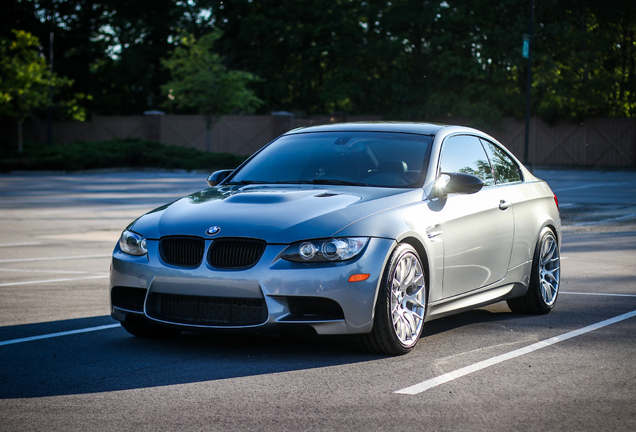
(228, 131), (433, 188)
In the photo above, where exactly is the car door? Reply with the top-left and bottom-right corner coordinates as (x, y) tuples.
(437, 135), (515, 298)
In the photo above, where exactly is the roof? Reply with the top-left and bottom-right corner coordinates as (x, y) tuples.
(284, 121), (448, 136)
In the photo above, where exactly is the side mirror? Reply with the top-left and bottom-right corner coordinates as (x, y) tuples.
(436, 172), (484, 196)
(207, 169), (234, 187)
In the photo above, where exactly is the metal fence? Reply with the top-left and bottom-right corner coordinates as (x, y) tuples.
(14, 114), (636, 167)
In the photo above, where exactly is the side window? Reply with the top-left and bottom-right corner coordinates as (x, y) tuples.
(479, 139), (522, 184)
(439, 135), (495, 186)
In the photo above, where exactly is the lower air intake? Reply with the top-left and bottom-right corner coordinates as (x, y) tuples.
(147, 293), (268, 326)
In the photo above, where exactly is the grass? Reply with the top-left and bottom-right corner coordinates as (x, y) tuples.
(0, 138), (248, 173)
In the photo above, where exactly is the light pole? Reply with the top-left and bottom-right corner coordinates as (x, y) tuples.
(47, 31), (53, 146)
(523, 0), (534, 171)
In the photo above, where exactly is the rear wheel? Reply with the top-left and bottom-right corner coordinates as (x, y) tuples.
(507, 227), (560, 314)
(121, 315), (182, 338)
(362, 244), (427, 355)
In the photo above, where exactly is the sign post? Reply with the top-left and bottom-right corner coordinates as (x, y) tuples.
(523, 1), (534, 171)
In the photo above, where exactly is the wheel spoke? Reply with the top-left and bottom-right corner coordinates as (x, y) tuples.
(398, 315), (407, 341)
(404, 307), (425, 322)
(404, 292), (425, 309)
(542, 281), (553, 303)
(403, 312), (416, 336)
(403, 257), (416, 287)
(544, 269), (559, 283)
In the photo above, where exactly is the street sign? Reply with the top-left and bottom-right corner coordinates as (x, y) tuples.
(522, 34), (531, 59)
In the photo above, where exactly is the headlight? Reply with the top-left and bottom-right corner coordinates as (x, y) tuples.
(282, 237), (369, 262)
(119, 230), (148, 256)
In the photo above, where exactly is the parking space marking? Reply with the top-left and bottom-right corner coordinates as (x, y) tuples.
(0, 242), (42, 248)
(572, 213), (636, 227)
(0, 254), (111, 263)
(38, 204), (160, 215)
(395, 309), (636, 395)
(0, 324), (121, 347)
(0, 274), (109, 287)
(0, 268), (108, 275)
(561, 291), (636, 298)
(552, 181), (634, 192)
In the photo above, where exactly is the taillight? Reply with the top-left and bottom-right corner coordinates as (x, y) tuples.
(554, 193), (559, 211)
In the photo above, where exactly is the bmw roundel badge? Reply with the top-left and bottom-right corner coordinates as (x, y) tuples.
(206, 226), (221, 236)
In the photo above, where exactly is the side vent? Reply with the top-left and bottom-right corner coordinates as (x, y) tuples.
(314, 193), (341, 198)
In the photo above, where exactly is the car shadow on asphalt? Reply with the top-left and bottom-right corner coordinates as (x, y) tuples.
(0, 301), (592, 399)
(0, 315), (379, 399)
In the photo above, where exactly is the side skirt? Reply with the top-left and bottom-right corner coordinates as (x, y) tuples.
(425, 260), (531, 322)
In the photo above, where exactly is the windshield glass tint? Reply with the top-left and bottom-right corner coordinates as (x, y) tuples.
(230, 132), (432, 188)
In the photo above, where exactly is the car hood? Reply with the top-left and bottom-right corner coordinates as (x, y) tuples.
(128, 185), (424, 243)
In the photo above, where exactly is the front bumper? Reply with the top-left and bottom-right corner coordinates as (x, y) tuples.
(110, 237), (395, 335)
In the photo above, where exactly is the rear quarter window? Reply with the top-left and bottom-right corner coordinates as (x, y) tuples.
(479, 139), (522, 184)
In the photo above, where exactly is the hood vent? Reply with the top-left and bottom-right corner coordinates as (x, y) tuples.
(314, 193), (341, 198)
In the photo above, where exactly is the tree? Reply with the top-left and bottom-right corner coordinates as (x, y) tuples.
(0, 30), (71, 151)
(532, 0), (636, 121)
(161, 30), (262, 151)
(3, 0), (634, 123)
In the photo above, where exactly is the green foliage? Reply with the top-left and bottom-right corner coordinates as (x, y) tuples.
(161, 30), (262, 122)
(0, 138), (247, 173)
(0, 30), (73, 150)
(3, 0), (635, 123)
(533, 0), (636, 121)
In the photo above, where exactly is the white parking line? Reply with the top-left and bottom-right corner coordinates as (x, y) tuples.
(0, 268), (109, 275)
(0, 324), (121, 347)
(0, 274), (109, 287)
(571, 213), (636, 226)
(0, 254), (111, 263)
(0, 242), (42, 248)
(561, 291), (636, 298)
(552, 181), (634, 192)
(395, 309), (636, 395)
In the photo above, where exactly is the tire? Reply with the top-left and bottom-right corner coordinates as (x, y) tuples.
(121, 315), (182, 338)
(362, 244), (427, 355)
(507, 227), (560, 315)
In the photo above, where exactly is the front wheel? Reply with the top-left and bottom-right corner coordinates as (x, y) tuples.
(362, 244), (427, 355)
(507, 227), (560, 314)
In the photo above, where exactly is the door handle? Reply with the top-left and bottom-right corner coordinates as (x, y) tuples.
(499, 200), (512, 210)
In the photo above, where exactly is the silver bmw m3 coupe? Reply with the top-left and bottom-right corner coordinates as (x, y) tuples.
(110, 122), (561, 355)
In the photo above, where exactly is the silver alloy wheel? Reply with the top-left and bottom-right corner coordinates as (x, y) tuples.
(390, 251), (426, 347)
(539, 233), (560, 306)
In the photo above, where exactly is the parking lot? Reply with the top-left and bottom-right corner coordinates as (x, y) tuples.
(1, 169), (635, 431)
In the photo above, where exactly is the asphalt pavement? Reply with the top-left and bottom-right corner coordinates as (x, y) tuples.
(0, 168), (635, 431)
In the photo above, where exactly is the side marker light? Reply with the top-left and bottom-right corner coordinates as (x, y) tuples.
(348, 274), (370, 283)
